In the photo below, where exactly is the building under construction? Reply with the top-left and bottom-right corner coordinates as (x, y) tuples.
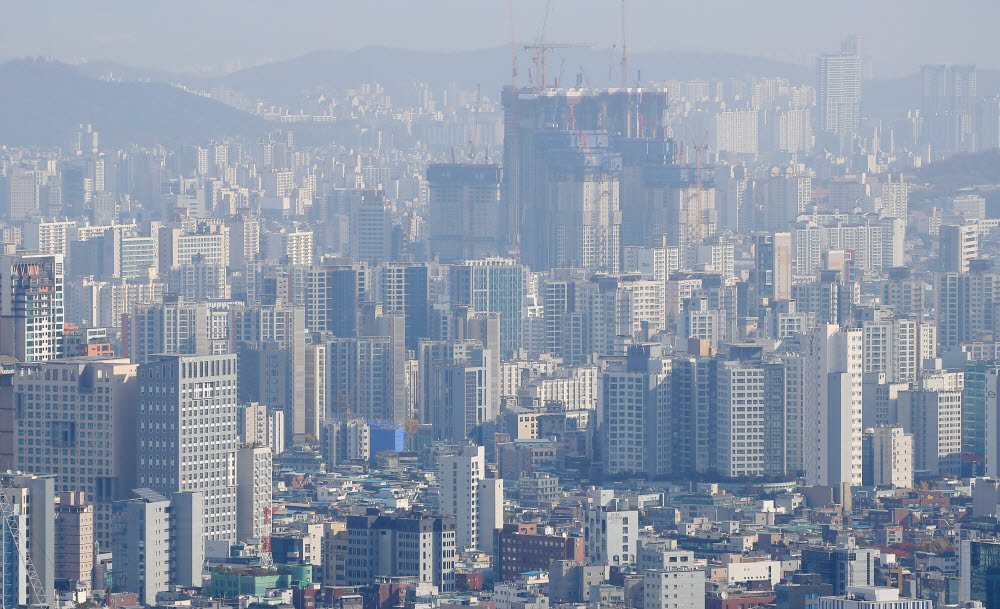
(501, 87), (714, 271)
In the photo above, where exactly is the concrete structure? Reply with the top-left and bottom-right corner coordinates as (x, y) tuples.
(54, 491), (94, 592)
(584, 489), (639, 567)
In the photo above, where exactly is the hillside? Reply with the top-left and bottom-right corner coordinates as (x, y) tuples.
(0, 58), (265, 148)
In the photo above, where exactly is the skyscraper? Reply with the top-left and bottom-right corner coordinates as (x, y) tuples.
(136, 354), (239, 543)
(817, 36), (863, 153)
(450, 258), (524, 357)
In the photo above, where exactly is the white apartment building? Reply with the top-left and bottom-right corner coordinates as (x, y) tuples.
(584, 489), (639, 567)
(867, 427), (913, 489)
(802, 325), (864, 486)
(715, 363), (766, 478)
(236, 445), (272, 542)
(438, 445), (503, 553)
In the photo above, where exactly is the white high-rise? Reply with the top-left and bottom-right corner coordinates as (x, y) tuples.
(437, 445), (503, 553)
(801, 325), (864, 486)
(137, 354), (239, 543)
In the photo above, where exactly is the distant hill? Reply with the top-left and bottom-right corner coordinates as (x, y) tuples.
(213, 46), (815, 104)
(916, 149), (1000, 191)
(0, 58), (265, 148)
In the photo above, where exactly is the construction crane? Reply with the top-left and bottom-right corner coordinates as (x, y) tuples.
(523, 0), (593, 92)
(620, 0), (628, 89)
(508, 0), (518, 90)
(681, 115), (710, 247)
(0, 484), (47, 607)
(468, 84), (482, 162)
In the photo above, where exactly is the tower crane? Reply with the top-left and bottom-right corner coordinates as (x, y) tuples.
(468, 84), (482, 162)
(523, 0), (593, 92)
(0, 482), (47, 607)
(681, 115), (710, 247)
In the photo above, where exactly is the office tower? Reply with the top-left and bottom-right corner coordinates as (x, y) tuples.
(438, 445), (503, 552)
(111, 489), (205, 605)
(167, 260), (230, 301)
(13, 358), (138, 546)
(427, 163), (503, 262)
(584, 489), (639, 567)
(0, 473), (55, 607)
(983, 368), (1000, 477)
(449, 258), (524, 356)
(922, 64), (949, 116)
(344, 513), (456, 592)
(382, 261), (431, 352)
(898, 387), (963, 477)
(418, 339), (495, 442)
(963, 362), (998, 476)
(232, 304), (307, 443)
(939, 223), (979, 273)
(236, 445), (272, 543)
(137, 354), (239, 543)
(960, 538), (1000, 605)
(801, 539), (878, 595)
(715, 361), (767, 478)
(817, 36), (863, 152)
(862, 427), (913, 489)
(54, 491), (94, 592)
(349, 189), (392, 262)
(801, 325), (864, 486)
(751, 233), (792, 315)
(599, 345), (670, 477)
(0, 254), (65, 362)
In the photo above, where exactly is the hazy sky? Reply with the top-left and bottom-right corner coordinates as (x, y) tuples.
(2, 0), (996, 76)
